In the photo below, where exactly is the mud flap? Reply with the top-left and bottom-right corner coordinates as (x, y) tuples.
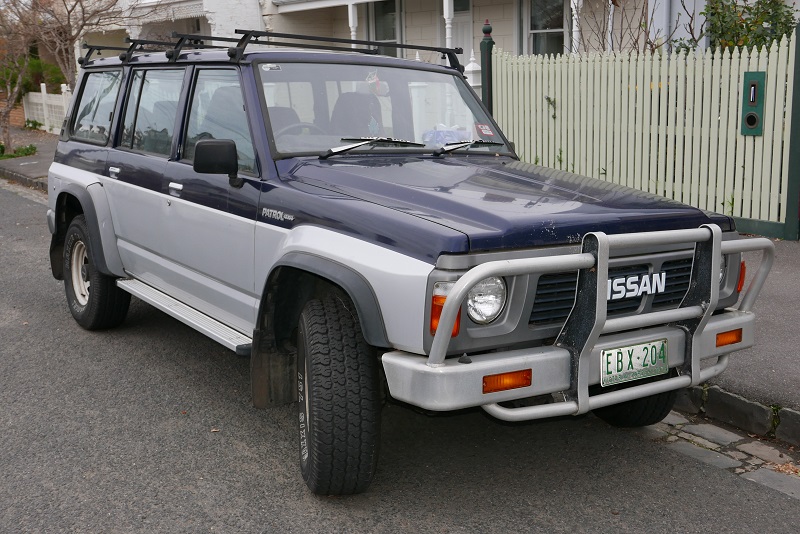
(250, 328), (298, 409)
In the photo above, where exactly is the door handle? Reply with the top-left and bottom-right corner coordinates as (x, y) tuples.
(108, 166), (120, 179)
(168, 182), (184, 191)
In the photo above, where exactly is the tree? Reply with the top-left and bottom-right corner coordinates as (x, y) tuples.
(674, 0), (797, 51)
(14, 0), (159, 89)
(0, 4), (34, 151)
(577, 0), (668, 53)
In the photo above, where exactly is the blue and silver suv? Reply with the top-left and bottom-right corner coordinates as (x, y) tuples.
(47, 31), (774, 495)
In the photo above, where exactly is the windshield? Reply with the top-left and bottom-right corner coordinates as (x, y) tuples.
(256, 62), (511, 157)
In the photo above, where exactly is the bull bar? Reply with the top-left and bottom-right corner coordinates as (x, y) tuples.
(381, 225), (774, 421)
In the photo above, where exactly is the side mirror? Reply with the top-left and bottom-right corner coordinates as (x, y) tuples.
(193, 139), (243, 187)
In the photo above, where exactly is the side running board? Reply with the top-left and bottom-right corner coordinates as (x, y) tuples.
(117, 279), (252, 356)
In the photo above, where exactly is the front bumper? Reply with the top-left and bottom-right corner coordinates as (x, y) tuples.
(382, 310), (750, 414)
(381, 226), (774, 422)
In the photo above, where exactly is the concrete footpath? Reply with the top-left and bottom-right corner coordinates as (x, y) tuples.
(2, 126), (799, 448)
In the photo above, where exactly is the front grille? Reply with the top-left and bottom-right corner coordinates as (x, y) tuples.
(529, 258), (693, 326)
(653, 258), (693, 308)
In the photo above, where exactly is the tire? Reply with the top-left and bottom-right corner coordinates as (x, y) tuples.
(63, 215), (130, 330)
(593, 389), (677, 428)
(296, 292), (380, 495)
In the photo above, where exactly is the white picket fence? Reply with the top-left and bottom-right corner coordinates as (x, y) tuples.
(22, 84), (72, 134)
(492, 32), (797, 225)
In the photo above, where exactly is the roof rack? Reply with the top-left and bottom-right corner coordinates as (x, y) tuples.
(169, 32), (234, 61)
(78, 44), (130, 65)
(230, 30), (464, 72)
(78, 36), (216, 67)
(121, 37), (179, 63)
(79, 29), (465, 73)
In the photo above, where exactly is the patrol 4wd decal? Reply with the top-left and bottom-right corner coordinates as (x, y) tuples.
(262, 208), (295, 222)
(607, 272), (666, 301)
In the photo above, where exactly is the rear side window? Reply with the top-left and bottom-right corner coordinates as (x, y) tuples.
(119, 69), (185, 157)
(70, 71), (122, 144)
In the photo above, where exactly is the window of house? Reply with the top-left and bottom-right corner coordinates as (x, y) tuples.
(370, 0), (401, 57)
(70, 70), (122, 144)
(529, 0), (569, 55)
(120, 69), (184, 156)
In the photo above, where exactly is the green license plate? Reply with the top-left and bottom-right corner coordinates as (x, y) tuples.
(601, 339), (668, 387)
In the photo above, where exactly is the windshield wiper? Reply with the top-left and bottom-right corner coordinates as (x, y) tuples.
(320, 137), (425, 159)
(432, 139), (505, 157)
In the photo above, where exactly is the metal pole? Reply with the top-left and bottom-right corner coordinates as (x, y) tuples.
(479, 19), (494, 115)
(785, 24), (800, 240)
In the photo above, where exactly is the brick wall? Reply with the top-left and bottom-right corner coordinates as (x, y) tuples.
(10, 102), (24, 127)
(0, 94), (25, 127)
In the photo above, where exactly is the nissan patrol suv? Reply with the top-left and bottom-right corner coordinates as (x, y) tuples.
(47, 31), (774, 495)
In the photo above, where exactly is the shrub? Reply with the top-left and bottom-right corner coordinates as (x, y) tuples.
(14, 144), (37, 156)
(0, 144), (36, 160)
(22, 59), (67, 95)
(704, 0), (797, 50)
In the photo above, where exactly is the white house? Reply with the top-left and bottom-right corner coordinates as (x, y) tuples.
(81, 0), (791, 62)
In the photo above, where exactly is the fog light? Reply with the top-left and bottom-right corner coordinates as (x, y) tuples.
(483, 369), (532, 394)
(716, 329), (743, 347)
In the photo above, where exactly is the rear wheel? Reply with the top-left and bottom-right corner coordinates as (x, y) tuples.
(593, 389), (677, 427)
(63, 215), (130, 330)
(296, 291), (380, 495)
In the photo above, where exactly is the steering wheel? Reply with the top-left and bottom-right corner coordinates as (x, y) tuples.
(274, 122), (327, 137)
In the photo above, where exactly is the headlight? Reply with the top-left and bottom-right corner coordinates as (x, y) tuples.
(467, 277), (507, 324)
(720, 255), (729, 285)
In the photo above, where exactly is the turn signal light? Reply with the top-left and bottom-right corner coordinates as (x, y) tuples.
(716, 328), (743, 347)
(483, 369), (532, 394)
(430, 295), (460, 337)
(737, 261), (747, 293)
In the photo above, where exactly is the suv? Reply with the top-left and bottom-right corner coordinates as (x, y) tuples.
(47, 31), (773, 495)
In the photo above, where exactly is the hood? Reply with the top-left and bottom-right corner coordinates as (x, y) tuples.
(281, 155), (734, 252)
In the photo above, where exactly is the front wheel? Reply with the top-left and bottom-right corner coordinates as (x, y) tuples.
(296, 292), (380, 495)
(63, 215), (130, 330)
(593, 389), (677, 427)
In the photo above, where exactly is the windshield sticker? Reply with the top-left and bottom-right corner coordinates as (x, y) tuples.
(261, 64), (282, 71)
(366, 69), (389, 96)
(476, 124), (495, 136)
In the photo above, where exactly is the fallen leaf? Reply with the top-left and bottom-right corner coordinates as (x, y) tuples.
(772, 462), (800, 476)
(211, 428), (220, 433)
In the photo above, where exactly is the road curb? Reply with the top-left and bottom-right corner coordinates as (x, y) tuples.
(676, 385), (799, 447)
(777, 408), (800, 446)
(0, 168), (47, 192)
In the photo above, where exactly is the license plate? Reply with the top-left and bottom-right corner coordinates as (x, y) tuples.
(601, 339), (668, 387)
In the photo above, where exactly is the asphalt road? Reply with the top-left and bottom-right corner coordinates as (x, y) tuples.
(2, 181), (800, 533)
(711, 238), (800, 412)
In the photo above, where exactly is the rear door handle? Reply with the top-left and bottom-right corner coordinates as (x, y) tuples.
(168, 182), (184, 191)
(108, 166), (120, 179)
